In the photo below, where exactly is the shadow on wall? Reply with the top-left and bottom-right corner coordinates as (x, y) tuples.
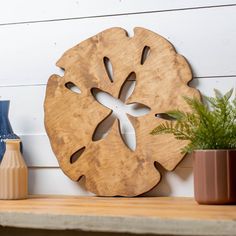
(143, 155), (193, 197)
(72, 154), (194, 197)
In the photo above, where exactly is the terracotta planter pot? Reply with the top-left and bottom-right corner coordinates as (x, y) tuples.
(193, 150), (236, 204)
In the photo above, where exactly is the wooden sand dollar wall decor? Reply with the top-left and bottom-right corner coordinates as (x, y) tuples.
(44, 27), (200, 196)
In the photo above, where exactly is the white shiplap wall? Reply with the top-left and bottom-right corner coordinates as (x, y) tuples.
(0, 0), (236, 196)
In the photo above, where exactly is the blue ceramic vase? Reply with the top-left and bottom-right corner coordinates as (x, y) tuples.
(0, 101), (20, 161)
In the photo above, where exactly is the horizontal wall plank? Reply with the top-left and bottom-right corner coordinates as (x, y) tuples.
(2, 1), (234, 198)
(28, 167), (193, 197)
(28, 168), (93, 196)
(1, 77), (235, 136)
(0, 6), (236, 86)
(20, 133), (193, 168)
(0, 0), (235, 25)
(1, 77), (236, 167)
(0, 85), (45, 135)
(20, 135), (58, 167)
(189, 77), (236, 97)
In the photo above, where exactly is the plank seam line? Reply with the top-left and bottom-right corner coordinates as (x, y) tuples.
(1, 75), (236, 88)
(195, 75), (236, 79)
(28, 166), (59, 169)
(0, 4), (236, 27)
(27, 166), (192, 169)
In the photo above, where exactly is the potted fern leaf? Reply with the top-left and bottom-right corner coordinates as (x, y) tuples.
(151, 89), (236, 204)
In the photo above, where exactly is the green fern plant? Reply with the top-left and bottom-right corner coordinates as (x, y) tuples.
(151, 89), (236, 154)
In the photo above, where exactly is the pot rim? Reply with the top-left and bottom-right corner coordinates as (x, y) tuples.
(193, 149), (236, 152)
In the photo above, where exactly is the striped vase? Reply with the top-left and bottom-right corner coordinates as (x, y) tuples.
(0, 139), (28, 199)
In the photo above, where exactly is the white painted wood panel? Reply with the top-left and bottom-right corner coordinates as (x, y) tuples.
(28, 167), (193, 196)
(0, 77), (235, 136)
(20, 135), (58, 167)
(28, 168), (93, 196)
(189, 77), (236, 96)
(0, 0), (235, 25)
(17, 136), (214, 170)
(0, 85), (45, 135)
(1, 2), (236, 197)
(1, 77), (236, 168)
(0, 6), (236, 86)
(20, 133), (193, 168)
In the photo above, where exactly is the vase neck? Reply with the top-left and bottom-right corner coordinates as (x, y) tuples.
(5, 139), (21, 151)
(0, 101), (14, 134)
(1, 139), (26, 168)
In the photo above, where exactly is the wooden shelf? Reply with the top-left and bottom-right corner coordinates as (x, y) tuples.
(0, 196), (236, 235)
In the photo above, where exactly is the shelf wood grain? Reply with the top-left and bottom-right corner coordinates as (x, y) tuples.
(0, 196), (236, 235)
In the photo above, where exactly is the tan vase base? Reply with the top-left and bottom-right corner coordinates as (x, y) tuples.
(0, 139), (28, 200)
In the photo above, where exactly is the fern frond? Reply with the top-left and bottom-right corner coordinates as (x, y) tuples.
(151, 88), (236, 154)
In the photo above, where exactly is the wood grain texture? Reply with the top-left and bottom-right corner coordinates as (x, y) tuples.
(0, 196), (236, 235)
(44, 27), (199, 196)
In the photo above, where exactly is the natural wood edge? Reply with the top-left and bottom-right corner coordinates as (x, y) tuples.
(0, 211), (235, 236)
(0, 196), (236, 236)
